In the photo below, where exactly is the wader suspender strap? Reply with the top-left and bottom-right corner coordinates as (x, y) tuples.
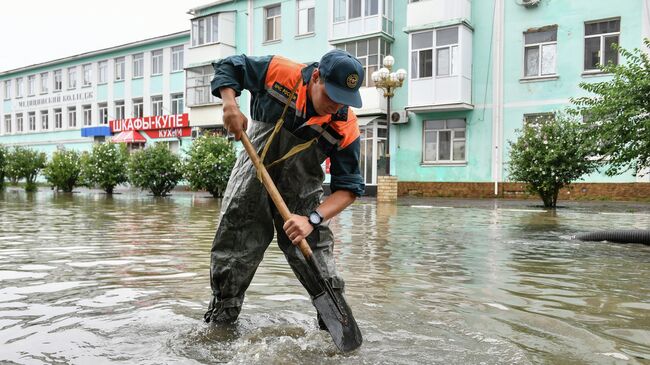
(257, 80), (331, 181)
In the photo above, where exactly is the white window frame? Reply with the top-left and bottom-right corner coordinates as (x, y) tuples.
(41, 111), (49, 130)
(53, 70), (62, 91)
(28, 112), (36, 131)
(16, 113), (23, 132)
(133, 53), (144, 78)
(83, 105), (92, 126)
(68, 107), (77, 128)
(265, 4), (282, 42)
(40, 72), (49, 94)
(98, 61), (107, 84)
(151, 50), (163, 76)
(4, 114), (11, 134)
(151, 95), (163, 116)
(16, 77), (23, 98)
(67, 67), (77, 89)
(435, 27), (459, 77)
(186, 65), (220, 106)
(297, 0), (316, 36)
(171, 46), (184, 72)
(3, 81), (10, 100)
(523, 27), (557, 78)
(191, 14), (219, 47)
(132, 98), (144, 118)
(411, 30), (433, 79)
(115, 100), (125, 120)
(171, 93), (184, 115)
(422, 119), (467, 164)
(114, 57), (125, 81)
(584, 18), (621, 72)
(54, 109), (62, 129)
(98, 103), (108, 125)
(28, 75), (36, 96)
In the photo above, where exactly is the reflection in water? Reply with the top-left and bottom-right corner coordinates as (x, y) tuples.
(0, 191), (649, 364)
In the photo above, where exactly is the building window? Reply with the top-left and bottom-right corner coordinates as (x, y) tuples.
(297, 0), (315, 35)
(411, 31), (433, 79)
(171, 46), (184, 72)
(4, 115), (11, 134)
(28, 112), (36, 131)
(16, 77), (23, 98)
(115, 100), (125, 120)
(40, 72), (49, 94)
(68, 107), (77, 128)
(524, 27), (557, 77)
(28, 75), (36, 96)
(265, 4), (282, 42)
(584, 18), (620, 71)
(336, 38), (390, 87)
(83, 105), (92, 126)
(334, 0), (346, 22)
(68, 67), (77, 89)
(191, 14), (219, 47)
(365, 0), (378, 15)
(82, 64), (92, 86)
(349, 0), (361, 18)
(3, 81), (10, 99)
(186, 65), (219, 106)
(132, 53), (144, 78)
(54, 109), (62, 129)
(115, 57), (125, 81)
(151, 95), (163, 116)
(423, 119), (466, 163)
(98, 61), (107, 84)
(524, 113), (555, 127)
(151, 50), (163, 75)
(436, 27), (459, 76)
(334, 0), (379, 21)
(16, 113), (23, 132)
(132, 98), (143, 118)
(171, 93), (184, 115)
(98, 103), (108, 125)
(40, 111), (49, 130)
(53, 70), (62, 91)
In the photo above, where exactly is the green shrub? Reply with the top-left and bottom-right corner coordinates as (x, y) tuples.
(84, 142), (129, 194)
(8, 146), (47, 192)
(5, 147), (23, 185)
(184, 134), (236, 197)
(43, 149), (82, 192)
(0, 145), (6, 190)
(507, 112), (598, 208)
(128, 143), (183, 197)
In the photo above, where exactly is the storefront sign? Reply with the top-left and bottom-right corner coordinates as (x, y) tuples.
(14, 91), (94, 111)
(110, 113), (189, 132)
(144, 128), (191, 139)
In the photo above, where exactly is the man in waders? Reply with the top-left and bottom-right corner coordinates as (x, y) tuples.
(204, 49), (365, 330)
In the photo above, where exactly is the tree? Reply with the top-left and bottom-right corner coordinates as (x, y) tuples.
(572, 38), (650, 176)
(128, 143), (183, 197)
(507, 113), (598, 208)
(184, 134), (237, 197)
(8, 146), (47, 192)
(0, 145), (6, 190)
(43, 149), (82, 192)
(5, 147), (23, 185)
(84, 142), (129, 194)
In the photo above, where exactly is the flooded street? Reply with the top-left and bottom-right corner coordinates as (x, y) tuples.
(0, 190), (649, 364)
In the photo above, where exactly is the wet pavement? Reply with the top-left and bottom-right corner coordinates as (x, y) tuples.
(0, 189), (649, 364)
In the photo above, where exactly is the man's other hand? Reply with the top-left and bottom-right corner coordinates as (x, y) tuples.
(283, 214), (314, 245)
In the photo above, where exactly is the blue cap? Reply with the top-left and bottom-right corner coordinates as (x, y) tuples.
(318, 49), (364, 108)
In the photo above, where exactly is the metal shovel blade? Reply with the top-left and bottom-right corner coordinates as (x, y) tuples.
(310, 261), (362, 352)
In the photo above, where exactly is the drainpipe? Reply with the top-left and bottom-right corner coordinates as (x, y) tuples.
(491, 0), (504, 196)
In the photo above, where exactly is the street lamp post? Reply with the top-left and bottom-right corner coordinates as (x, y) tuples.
(371, 56), (406, 176)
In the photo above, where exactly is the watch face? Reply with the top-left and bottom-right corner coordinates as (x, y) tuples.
(309, 212), (321, 225)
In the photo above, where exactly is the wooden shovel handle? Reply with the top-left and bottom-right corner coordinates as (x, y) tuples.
(240, 131), (314, 259)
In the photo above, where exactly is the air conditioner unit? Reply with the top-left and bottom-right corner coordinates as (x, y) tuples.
(191, 128), (202, 139)
(390, 110), (409, 125)
(517, 0), (541, 8)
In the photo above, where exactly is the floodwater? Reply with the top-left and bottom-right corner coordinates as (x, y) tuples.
(0, 189), (649, 365)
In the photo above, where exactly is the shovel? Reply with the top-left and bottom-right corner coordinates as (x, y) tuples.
(240, 131), (363, 352)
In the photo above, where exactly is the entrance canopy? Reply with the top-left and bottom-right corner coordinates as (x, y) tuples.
(112, 130), (146, 143)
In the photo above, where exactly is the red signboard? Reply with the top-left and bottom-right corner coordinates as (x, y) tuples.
(144, 128), (192, 139)
(110, 113), (189, 132)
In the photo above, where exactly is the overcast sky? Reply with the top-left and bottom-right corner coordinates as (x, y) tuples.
(0, 0), (210, 72)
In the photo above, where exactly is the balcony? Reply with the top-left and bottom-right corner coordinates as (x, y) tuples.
(186, 11), (236, 67)
(406, 0), (471, 29)
(331, 0), (394, 42)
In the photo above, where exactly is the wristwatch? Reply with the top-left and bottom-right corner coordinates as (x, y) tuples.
(308, 210), (324, 228)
